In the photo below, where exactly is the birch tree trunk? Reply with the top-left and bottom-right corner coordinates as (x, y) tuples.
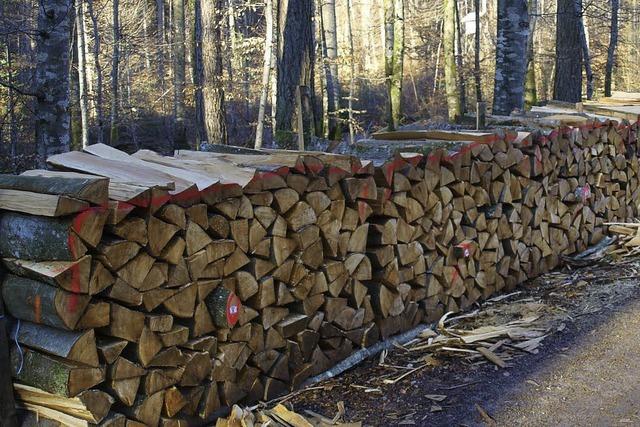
(492, 0), (529, 116)
(193, 0), (207, 145)
(110, 0), (120, 145)
(255, 0), (274, 149)
(321, 0), (341, 140)
(443, 0), (460, 122)
(35, 0), (75, 167)
(86, 0), (103, 145)
(76, 0), (89, 148)
(173, 0), (187, 148)
(605, 0), (619, 97)
(553, 0), (582, 103)
(275, 0), (314, 149)
(201, 0), (228, 144)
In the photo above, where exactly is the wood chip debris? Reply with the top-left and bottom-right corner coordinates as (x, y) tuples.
(215, 403), (361, 427)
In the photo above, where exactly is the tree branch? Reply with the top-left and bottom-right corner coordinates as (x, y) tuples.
(0, 78), (42, 99)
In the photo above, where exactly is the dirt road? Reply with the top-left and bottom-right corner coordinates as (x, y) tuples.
(288, 260), (640, 426)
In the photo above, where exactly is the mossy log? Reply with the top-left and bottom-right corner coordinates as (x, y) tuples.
(0, 209), (107, 261)
(11, 347), (105, 397)
(205, 287), (241, 329)
(2, 275), (90, 330)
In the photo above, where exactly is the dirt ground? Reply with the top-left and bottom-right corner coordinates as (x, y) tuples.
(283, 258), (640, 426)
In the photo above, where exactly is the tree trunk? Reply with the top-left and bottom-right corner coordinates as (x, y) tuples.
(173, 0), (187, 149)
(76, 0), (89, 148)
(321, 0), (341, 140)
(86, 0), (103, 145)
(474, 0), (482, 103)
(156, 0), (166, 116)
(492, 0), (529, 116)
(605, 0), (619, 97)
(255, 0), (274, 149)
(275, 0), (314, 149)
(70, 24), (81, 151)
(201, 0), (228, 144)
(35, 0), (75, 167)
(524, 0), (537, 110)
(553, 0), (582, 103)
(193, 0), (207, 145)
(6, 43), (18, 171)
(443, 0), (460, 122)
(110, 0), (120, 145)
(384, 0), (404, 130)
(454, 0), (466, 114)
(577, 0), (593, 100)
(346, 0), (356, 145)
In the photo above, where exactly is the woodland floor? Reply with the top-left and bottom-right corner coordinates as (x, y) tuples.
(285, 258), (640, 426)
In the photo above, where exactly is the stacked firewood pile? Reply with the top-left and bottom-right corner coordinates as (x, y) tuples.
(0, 118), (637, 426)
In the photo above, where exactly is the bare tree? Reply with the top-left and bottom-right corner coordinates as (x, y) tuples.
(156, 0), (166, 115)
(321, 0), (341, 140)
(193, 0), (207, 145)
(525, 0), (538, 109)
(201, 0), (228, 144)
(577, 0), (593, 100)
(110, 0), (120, 145)
(346, 0), (356, 145)
(255, 0), (274, 149)
(384, 0), (404, 130)
(474, 0), (482, 103)
(605, 0), (619, 97)
(454, 0), (466, 113)
(35, 0), (75, 166)
(493, 0), (529, 116)
(76, 0), (89, 148)
(444, 0), (460, 122)
(86, 0), (103, 145)
(173, 0), (187, 148)
(554, 0), (582, 102)
(275, 0), (314, 149)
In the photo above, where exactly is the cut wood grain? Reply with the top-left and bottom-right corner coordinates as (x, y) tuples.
(0, 189), (89, 216)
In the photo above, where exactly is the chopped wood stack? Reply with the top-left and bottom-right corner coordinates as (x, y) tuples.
(0, 118), (637, 425)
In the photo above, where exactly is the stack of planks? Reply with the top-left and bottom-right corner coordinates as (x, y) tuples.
(0, 117), (638, 426)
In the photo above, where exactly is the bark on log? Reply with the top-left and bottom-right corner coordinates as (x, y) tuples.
(2, 274), (90, 330)
(0, 210), (107, 260)
(11, 347), (105, 397)
(12, 320), (99, 367)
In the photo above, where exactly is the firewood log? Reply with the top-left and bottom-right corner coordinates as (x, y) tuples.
(11, 347), (104, 397)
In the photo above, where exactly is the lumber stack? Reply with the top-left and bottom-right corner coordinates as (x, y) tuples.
(0, 119), (638, 425)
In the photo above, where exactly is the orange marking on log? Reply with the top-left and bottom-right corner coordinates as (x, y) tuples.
(357, 180), (367, 199)
(358, 201), (368, 223)
(171, 186), (201, 204)
(33, 295), (41, 324)
(294, 159), (306, 174)
(426, 153), (440, 167)
(275, 166), (290, 176)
